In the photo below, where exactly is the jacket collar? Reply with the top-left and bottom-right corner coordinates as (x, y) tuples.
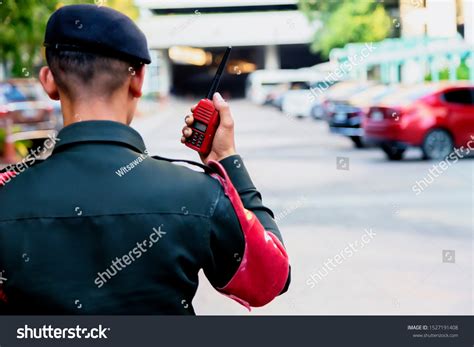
(53, 120), (147, 154)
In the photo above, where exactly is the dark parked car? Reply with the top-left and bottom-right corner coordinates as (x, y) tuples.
(323, 81), (376, 147)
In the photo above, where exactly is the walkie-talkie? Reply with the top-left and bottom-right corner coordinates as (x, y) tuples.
(185, 46), (232, 155)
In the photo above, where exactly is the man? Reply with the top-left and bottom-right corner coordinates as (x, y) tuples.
(0, 4), (290, 314)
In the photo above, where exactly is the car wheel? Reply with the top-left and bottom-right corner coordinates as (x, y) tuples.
(381, 144), (405, 161)
(422, 129), (453, 160)
(350, 136), (365, 148)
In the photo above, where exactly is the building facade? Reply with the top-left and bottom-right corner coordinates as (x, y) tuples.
(135, 0), (320, 96)
(398, 0), (473, 83)
(135, 0), (473, 95)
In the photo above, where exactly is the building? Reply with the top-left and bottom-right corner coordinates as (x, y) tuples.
(135, 0), (321, 97)
(400, 0), (472, 43)
(398, 0), (473, 83)
(135, 0), (473, 95)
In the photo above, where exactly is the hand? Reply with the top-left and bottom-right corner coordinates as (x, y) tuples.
(181, 92), (236, 164)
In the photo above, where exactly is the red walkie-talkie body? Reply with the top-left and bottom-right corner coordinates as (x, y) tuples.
(185, 47), (232, 155)
(185, 98), (219, 154)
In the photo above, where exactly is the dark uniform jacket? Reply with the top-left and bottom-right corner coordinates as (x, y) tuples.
(0, 120), (288, 314)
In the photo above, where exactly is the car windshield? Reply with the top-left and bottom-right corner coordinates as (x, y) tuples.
(0, 84), (27, 103)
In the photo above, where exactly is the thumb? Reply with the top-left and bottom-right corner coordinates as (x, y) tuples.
(213, 93), (233, 128)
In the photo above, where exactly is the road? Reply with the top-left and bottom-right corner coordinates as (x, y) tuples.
(133, 98), (473, 315)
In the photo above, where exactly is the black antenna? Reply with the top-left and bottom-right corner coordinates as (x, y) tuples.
(206, 46), (232, 100)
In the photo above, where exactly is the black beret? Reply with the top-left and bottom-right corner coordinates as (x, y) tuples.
(44, 4), (151, 65)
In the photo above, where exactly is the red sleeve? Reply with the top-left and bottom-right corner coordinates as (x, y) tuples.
(208, 160), (289, 309)
(0, 287), (7, 304)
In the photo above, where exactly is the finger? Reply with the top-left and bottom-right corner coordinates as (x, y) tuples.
(190, 104), (198, 112)
(182, 126), (193, 137)
(213, 92), (234, 128)
(185, 114), (194, 126)
(181, 136), (186, 143)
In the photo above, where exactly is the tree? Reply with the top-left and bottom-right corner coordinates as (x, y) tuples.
(0, 0), (57, 77)
(106, 0), (138, 19)
(299, 0), (392, 58)
(0, 0), (138, 78)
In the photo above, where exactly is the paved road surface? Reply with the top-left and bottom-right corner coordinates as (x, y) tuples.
(133, 98), (473, 315)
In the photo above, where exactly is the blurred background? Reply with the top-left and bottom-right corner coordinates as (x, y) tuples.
(0, 0), (473, 315)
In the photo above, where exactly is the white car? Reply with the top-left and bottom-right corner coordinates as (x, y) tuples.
(281, 89), (314, 118)
(246, 69), (328, 105)
(281, 80), (339, 119)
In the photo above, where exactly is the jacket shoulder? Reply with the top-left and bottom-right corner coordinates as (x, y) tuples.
(137, 157), (225, 216)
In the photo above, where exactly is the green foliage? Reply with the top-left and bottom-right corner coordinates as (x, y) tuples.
(299, 0), (392, 58)
(106, 0), (139, 19)
(0, 0), (138, 78)
(425, 60), (471, 81)
(0, 127), (32, 156)
(0, 0), (57, 77)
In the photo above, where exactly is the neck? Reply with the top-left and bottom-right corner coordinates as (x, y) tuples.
(60, 95), (131, 126)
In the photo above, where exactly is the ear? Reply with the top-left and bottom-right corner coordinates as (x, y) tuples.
(39, 66), (60, 100)
(129, 65), (145, 98)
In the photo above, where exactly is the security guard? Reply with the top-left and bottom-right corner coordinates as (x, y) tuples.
(0, 4), (290, 314)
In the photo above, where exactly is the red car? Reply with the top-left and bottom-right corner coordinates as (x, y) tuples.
(363, 83), (474, 160)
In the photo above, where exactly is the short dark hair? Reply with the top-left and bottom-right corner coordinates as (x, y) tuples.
(45, 49), (140, 100)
